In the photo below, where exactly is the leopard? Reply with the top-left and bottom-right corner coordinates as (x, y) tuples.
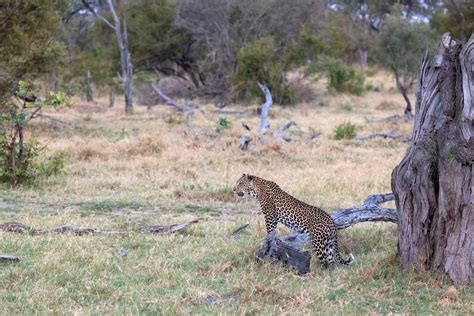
(233, 174), (354, 267)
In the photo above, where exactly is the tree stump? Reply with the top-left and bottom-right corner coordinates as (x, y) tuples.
(392, 33), (473, 285)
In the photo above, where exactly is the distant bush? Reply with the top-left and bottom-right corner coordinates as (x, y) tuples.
(307, 56), (366, 96)
(334, 122), (358, 140)
(233, 37), (296, 105)
(326, 59), (365, 95)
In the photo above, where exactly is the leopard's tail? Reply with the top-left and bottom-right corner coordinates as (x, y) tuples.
(335, 242), (354, 265)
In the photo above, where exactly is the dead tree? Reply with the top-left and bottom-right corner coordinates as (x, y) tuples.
(82, 0), (133, 113)
(106, 0), (133, 113)
(392, 33), (474, 285)
(258, 81), (272, 142)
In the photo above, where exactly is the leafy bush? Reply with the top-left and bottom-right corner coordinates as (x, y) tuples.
(326, 59), (365, 95)
(284, 24), (326, 66)
(307, 56), (366, 96)
(334, 122), (358, 140)
(233, 37), (296, 105)
(0, 82), (69, 185)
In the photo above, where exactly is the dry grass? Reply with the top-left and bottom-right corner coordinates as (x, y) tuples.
(1, 72), (472, 314)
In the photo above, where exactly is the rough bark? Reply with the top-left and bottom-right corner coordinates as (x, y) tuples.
(392, 32), (474, 285)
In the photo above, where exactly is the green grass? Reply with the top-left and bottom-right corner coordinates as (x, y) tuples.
(0, 96), (471, 314)
(1, 206), (472, 314)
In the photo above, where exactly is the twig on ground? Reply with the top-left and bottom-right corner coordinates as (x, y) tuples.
(354, 130), (410, 142)
(0, 255), (20, 262)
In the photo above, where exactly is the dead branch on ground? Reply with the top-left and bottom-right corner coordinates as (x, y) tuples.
(354, 130), (410, 142)
(151, 83), (199, 116)
(0, 219), (202, 236)
(0, 255), (19, 262)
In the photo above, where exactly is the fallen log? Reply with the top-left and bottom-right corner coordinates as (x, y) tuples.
(256, 193), (397, 272)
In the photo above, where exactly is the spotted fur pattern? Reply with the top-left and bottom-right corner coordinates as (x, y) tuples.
(233, 174), (354, 267)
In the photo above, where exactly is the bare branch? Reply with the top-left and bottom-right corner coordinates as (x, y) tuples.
(151, 83), (198, 115)
(258, 81), (272, 142)
(239, 135), (252, 151)
(81, 0), (115, 30)
(273, 120), (302, 142)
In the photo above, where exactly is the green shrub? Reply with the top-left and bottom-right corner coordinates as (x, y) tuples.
(326, 60), (365, 95)
(307, 56), (366, 96)
(233, 37), (296, 105)
(0, 81), (69, 185)
(334, 122), (358, 140)
(215, 117), (231, 132)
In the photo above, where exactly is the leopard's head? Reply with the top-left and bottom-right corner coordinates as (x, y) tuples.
(233, 174), (256, 198)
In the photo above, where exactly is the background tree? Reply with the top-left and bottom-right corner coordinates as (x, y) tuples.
(375, 13), (434, 120)
(430, 0), (474, 43)
(174, 0), (325, 102)
(0, 0), (66, 107)
(0, 0), (69, 184)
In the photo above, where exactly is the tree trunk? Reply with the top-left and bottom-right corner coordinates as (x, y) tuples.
(359, 47), (368, 69)
(391, 33), (474, 286)
(106, 0), (133, 114)
(85, 70), (93, 102)
(393, 68), (414, 121)
(109, 90), (115, 108)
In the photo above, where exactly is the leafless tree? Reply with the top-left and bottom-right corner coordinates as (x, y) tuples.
(81, 0), (134, 113)
(174, 0), (325, 97)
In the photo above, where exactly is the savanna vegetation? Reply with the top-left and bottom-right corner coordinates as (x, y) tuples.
(1, 0), (473, 314)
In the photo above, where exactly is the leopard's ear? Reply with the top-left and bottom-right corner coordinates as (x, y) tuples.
(247, 175), (254, 181)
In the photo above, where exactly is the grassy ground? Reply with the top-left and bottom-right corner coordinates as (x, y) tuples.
(1, 72), (473, 314)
